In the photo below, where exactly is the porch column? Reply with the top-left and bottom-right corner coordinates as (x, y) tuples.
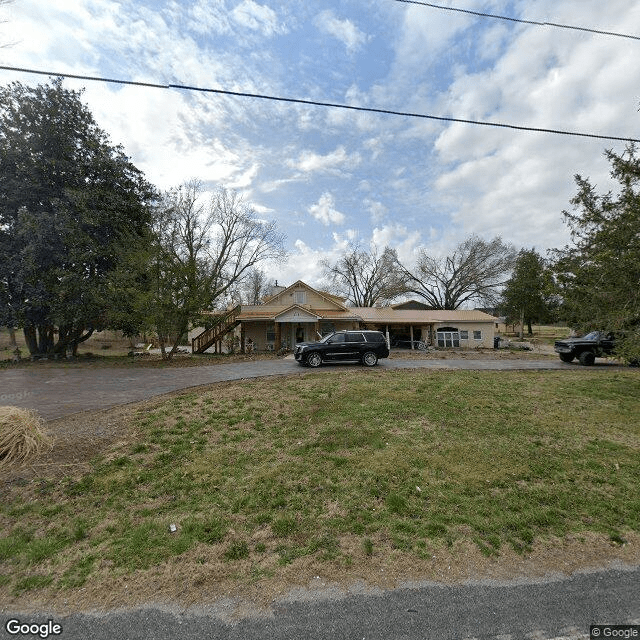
(385, 325), (390, 350)
(314, 321), (320, 340)
(410, 325), (414, 350)
(240, 325), (246, 354)
(275, 322), (281, 351)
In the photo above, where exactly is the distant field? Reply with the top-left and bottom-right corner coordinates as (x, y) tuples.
(498, 324), (572, 344)
(0, 328), (134, 358)
(1, 367), (638, 608)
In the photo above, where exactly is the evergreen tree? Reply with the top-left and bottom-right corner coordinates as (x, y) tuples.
(501, 249), (556, 336)
(553, 145), (640, 362)
(0, 79), (156, 355)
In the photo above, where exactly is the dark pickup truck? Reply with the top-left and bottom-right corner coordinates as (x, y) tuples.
(554, 331), (616, 365)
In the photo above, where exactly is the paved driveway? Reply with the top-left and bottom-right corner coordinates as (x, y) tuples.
(0, 357), (619, 420)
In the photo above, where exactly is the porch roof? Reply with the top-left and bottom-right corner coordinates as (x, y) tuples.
(353, 307), (499, 324)
(237, 306), (361, 322)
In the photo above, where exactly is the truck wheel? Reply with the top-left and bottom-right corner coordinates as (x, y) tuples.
(579, 351), (595, 366)
(559, 353), (574, 363)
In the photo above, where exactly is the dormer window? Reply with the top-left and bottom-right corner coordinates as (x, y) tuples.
(294, 291), (306, 304)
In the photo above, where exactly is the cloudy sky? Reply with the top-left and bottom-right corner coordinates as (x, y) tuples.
(1, 0), (639, 287)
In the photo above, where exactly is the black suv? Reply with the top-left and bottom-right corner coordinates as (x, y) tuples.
(294, 330), (389, 367)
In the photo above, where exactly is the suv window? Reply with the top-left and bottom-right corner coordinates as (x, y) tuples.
(346, 332), (365, 342)
(365, 332), (385, 342)
(327, 333), (346, 344)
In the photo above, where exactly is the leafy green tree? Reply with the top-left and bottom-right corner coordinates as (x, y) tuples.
(501, 249), (557, 337)
(0, 79), (156, 355)
(553, 145), (640, 362)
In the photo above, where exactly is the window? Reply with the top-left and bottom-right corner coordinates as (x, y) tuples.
(327, 333), (345, 344)
(436, 327), (460, 348)
(459, 330), (469, 340)
(293, 291), (306, 304)
(266, 323), (276, 342)
(436, 331), (460, 347)
(346, 332), (365, 342)
(473, 330), (482, 341)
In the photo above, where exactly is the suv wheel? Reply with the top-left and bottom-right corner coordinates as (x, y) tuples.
(559, 353), (574, 363)
(362, 351), (378, 367)
(306, 352), (322, 368)
(579, 350), (595, 366)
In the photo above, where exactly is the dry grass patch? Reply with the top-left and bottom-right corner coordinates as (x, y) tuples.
(0, 406), (52, 468)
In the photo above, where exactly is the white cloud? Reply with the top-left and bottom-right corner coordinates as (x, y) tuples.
(231, 0), (285, 37)
(289, 146), (361, 174)
(428, 0), (640, 252)
(315, 10), (367, 53)
(364, 199), (387, 224)
(308, 193), (346, 226)
(371, 223), (422, 266)
(188, 0), (232, 35)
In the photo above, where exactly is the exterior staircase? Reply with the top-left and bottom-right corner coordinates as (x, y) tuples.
(191, 305), (242, 354)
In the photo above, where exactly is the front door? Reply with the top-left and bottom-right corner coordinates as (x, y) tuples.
(295, 326), (305, 344)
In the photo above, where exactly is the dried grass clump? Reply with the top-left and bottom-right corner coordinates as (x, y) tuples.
(0, 406), (52, 467)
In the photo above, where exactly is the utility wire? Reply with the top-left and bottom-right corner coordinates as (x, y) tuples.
(2, 64), (639, 143)
(392, 0), (640, 41)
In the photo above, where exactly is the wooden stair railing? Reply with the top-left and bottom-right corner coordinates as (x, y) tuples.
(191, 305), (242, 354)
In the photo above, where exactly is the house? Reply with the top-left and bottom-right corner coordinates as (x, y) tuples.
(191, 281), (499, 353)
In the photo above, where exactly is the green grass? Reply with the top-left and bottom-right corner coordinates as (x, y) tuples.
(1, 368), (639, 594)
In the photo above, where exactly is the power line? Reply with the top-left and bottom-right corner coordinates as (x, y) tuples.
(2, 64), (639, 143)
(392, 0), (640, 41)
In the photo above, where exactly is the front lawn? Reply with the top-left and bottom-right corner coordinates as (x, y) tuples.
(1, 368), (639, 607)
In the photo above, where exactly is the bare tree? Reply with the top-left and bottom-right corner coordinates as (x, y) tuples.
(321, 244), (405, 307)
(233, 267), (274, 304)
(150, 182), (286, 359)
(400, 235), (518, 310)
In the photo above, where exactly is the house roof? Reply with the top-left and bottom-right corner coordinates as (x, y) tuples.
(261, 280), (349, 311)
(353, 307), (499, 324)
(237, 305), (360, 322)
(391, 300), (432, 310)
(234, 281), (498, 325)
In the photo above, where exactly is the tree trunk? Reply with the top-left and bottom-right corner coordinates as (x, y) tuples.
(24, 325), (38, 355)
(37, 325), (55, 354)
(519, 309), (524, 340)
(158, 332), (168, 360)
(8, 327), (17, 348)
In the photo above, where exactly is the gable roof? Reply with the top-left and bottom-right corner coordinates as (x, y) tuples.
(260, 280), (349, 311)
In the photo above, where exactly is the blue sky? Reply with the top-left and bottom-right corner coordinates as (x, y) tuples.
(1, 0), (639, 288)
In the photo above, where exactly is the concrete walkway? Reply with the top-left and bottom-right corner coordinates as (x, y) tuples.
(0, 357), (617, 420)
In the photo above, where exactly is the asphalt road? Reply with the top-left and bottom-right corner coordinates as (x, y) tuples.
(2, 566), (639, 639)
(0, 356), (615, 420)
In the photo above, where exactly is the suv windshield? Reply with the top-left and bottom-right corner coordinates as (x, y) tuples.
(582, 331), (601, 340)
